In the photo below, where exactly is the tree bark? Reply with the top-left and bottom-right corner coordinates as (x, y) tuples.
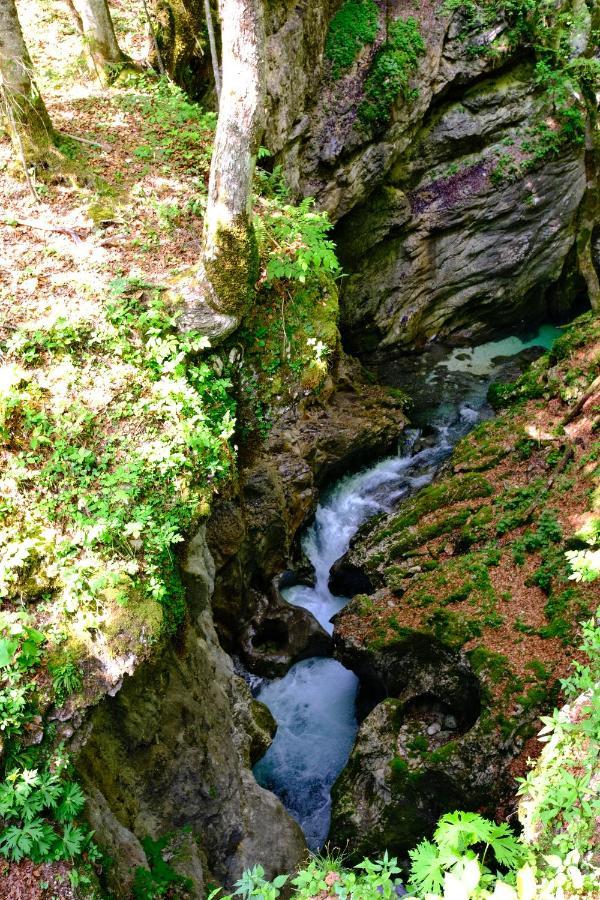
(176, 0), (266, 339)
(0, 0), (56, 160)
(68, 0), (133, 82)
(204, 0), (220, 100)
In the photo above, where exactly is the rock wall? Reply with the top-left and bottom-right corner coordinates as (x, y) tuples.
(156, 0), (597, 354)
(267, 1), (597, 354)
(74, 526), (305, 895)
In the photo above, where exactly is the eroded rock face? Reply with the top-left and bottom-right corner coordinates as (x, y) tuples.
(240, 581), (332, 677)
(329, 631), (514, 861)
(268, 3), (596, 354)
(74, 527), (306, 895)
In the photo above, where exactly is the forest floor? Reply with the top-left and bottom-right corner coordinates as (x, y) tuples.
(0, 5), (220, 898)
(1, 0), (214, 341)
(335, 314), (600, 809)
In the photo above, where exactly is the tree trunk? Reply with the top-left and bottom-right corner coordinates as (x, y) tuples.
(0, 0), (56, 160)
(176, 0), (266, 339)
(204, 0), (221, 100)
(68, 0), (133, 82)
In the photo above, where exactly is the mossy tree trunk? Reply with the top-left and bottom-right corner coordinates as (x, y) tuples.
(68, 0), (133, 83)
(0, 0), (56, 161)
(177, 0), (267, 339)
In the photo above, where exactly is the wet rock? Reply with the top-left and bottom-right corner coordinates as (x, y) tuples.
(240, 585), (332, 678)
(329, 648), (516, 861)
(328, 558), (375, 598)
(208, 357), (407, 662)
(75, 527), (307, 889)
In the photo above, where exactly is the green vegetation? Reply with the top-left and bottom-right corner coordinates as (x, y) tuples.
(133, 834), (194, 899)
(236, 165), (341, 436)
(325, 0), (379, 78)
(1, 282), (234, 644)
(0, 759), (90, 864)
(0, 66), (344, 886)
(375, 473), (493, 541)
(408, 811), (526, 896)
(446, 0), (600, 173)
(324, 3), (425, 127)
(358, 18), (425, 127)
(209, 853), (403, 899)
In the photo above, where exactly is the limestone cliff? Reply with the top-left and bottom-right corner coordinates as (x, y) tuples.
(156, 0), (599, 354)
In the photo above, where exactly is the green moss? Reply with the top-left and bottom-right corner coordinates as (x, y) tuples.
(540, 587), (590, 643)
(487, 363), (550, 409)
(204, 217), (259, 317)
(468, 647), (511, 684)
(388, 508), (473, 558)
(351, 594), (375, 616)
(358, 17), (425, 127)
(425, 609), (483, 648)
(375, 474), (494, 542)
(390, 756), (410, 780)
(425, 741), (458, 765)
(407, 735), (429, 753)
(325, 0), (379, 78)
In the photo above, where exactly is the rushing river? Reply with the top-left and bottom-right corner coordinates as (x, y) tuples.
(253, 324), (562, 850)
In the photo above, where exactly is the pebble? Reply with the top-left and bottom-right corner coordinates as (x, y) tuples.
(427, 722), (441, 735)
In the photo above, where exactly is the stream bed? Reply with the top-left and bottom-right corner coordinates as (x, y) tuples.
(253, 324), (562, 850)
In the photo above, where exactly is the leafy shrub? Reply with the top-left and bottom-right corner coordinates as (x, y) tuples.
(408, 811), (526, 896)
(254, 196), (340, 285)
(0, 757), (88, 863)
(209, 853), (403, 899)
(0, 614), (45, 754)
(325, 0), (379, 78)
(359, 18), (425, 127)
(517, 616), (600, 891)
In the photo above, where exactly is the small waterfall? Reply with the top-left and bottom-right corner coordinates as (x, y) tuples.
(253, 324), (562, 850)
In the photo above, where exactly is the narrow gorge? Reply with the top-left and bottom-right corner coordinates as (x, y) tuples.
(0, 0), (598, 897)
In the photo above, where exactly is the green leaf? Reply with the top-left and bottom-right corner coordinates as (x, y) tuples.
(408, 839), (444, 895)
(0, 638), (19, 668)
(60, 823), (84, 859)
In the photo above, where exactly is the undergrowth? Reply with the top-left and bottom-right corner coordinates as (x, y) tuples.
(325, 0), (379, 78)
(0, 72), (343, 885)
